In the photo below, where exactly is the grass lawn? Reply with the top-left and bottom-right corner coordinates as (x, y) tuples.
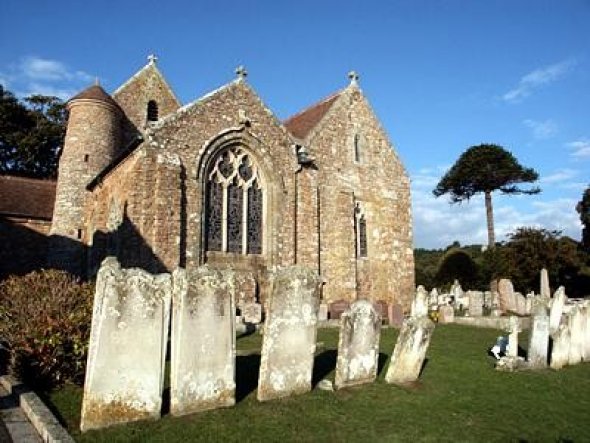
(45, 325), (590, 442)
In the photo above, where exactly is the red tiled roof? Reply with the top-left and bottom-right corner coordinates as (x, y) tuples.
(0, 175), (56, 220)
(284, 92), (341, 140)
(69, 84), (120, 108)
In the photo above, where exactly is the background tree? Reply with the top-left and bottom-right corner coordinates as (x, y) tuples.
(433, 144), (540, 248)
(577, 184), (590, 252)
(0, 85), (66, 178)
(435, 248), (479, 289)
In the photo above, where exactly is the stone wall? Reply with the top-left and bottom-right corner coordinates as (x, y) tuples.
(0, 217), (51, 279)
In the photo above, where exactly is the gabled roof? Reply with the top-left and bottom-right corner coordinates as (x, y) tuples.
(284, 92), (342, 140)
(0, 175), (56, 220)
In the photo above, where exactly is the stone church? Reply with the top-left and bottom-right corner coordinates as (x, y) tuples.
(42, 57), (414, 307)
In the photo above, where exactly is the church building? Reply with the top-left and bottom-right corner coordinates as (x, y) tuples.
(47, 57), (415, 308)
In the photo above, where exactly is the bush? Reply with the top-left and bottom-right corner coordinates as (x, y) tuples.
(0, 269), (94, 389)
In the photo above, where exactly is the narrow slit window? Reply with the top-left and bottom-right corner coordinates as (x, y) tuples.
(354, 134), (361, 163)
(358, 215), (367, 257)
(84, 154), (89, 162)
(147, 100), (159, 122)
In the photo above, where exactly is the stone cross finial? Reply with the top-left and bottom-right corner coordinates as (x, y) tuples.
(94, 77), (100, 86)
(236, 65), (248, 80)
(348, 71), (359, 84)
(147, 54), (158, 64)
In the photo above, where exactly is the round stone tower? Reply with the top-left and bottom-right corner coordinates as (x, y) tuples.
(49, 84), (122, 275)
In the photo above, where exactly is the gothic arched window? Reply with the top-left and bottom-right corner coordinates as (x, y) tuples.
(205, 146), (263, 255)
(147, 100), (159, 122)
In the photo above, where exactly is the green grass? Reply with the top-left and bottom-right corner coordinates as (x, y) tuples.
(46, 325), (590, 442)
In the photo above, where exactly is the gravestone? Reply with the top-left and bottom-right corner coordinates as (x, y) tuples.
(329, 300), (350, 320)
(438, 304), (454, 324)
(388, 303), (404, 328)
(317, 303), (328, 321)
(170, 267), (236, 416)
(243, 302), (263, 324)
(583, 302), (590, 361)
(467, 291), (483, 317)
(411, 286), (429, 318)
(506, 316), (521, 358)
(540, 268), (550, 298)
(549, 286), (567, 335)
(429, 288), (439, 308)
(568, 307), (583, 366)
(515, 293), (527, 316)
(550, 321), (570, 370)
(257, 266), (321, 401)
(385, 316), (435, 384)
(498, 279), (515, 313)
(527, 305), (550, 369)
(374, 300), (389, 324)
(334, 300), (381, 389)
(80, 258), (172, 432)
(235, 271), (257, 309)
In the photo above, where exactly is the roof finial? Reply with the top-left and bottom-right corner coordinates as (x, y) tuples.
(147, 54), (158, 64)
(348, 70), (359, 85)
(235, 65), (248, 80)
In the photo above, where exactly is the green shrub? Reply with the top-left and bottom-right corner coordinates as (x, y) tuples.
(0, 269), (94, 389)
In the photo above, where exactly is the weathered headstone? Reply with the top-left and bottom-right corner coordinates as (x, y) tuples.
(527, 305), (550, 369)
(506, 316), (521, 358)
(374, 300), (388, 324)
(257, 266), (321, 401)
(234, 271), (257, 309)
(540, 268), (550, 298)
(429, 288), (439, 308)
(385, 316), (435, 384)
(334, 300), (381, 389)
(80, 258), (172, 432)
(388, 303), (404, 328)
(329, 300), (350, 320)
(515, 292), (527, 316)
(583, 302), (590, 361)
(243, 302), (263, 324)
(568, 306), (584, 366)
(411, 285), (429, 318)
(170, 267), (236, 416)
(550, 321), (570, 370)
(467, 291), (483, 317)
(549, 286), (567, 335)
(438, 304), (454, 324)
(317, 303), (328, 321)
(498, 279), (515, 313)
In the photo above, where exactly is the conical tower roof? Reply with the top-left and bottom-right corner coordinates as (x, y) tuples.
(69, 84), (119, 109)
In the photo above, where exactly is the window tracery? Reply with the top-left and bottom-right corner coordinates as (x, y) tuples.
(205, 146), (264, 254)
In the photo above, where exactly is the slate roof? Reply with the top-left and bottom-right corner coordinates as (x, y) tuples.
(284, 92), (341, 140)
(69, 85), (120, 109)
(0, 175), (56, 220)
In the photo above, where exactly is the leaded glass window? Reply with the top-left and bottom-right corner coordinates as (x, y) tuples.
(205, 146), (264, 255)
(355, 204), (367, 258)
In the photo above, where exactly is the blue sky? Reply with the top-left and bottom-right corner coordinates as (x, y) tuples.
(2, 0), (589, 249)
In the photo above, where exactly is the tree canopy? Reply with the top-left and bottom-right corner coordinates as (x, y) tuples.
(577, 184), (590, 251)
(0, 85), (66, 178)
(433, 144), (540, 247)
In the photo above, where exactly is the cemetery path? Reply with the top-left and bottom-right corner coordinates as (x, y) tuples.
(0, 384), (42, 442)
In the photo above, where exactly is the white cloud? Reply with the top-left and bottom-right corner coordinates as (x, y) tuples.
(502, 59), (576, 103)
(540, 168), (577, 184)
(523, 118), (558, 139)
(0, 56), (93, 100)
(566, 139), (590, 158)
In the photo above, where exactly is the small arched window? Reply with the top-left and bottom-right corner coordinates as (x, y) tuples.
(147, 100), (159, 122)
(355, 204), (367, 258)
(354, 133), (361, 163)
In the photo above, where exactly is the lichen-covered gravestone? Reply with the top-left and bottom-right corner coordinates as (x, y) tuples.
(467, 291), (483, 317)
(507, 315), (521, 357)
(411, 286), (429, 318)
(550, 320), (571, 370)
(334, 300), (381, 389)
(568, 306), (584, 366)
(438, 304), (454, 324)
(583, 302), (590, 361)
(257, 266), (321, 401)
(385, 316), (435, 384)
(527, 305), (550, 369)
(80, 257), (172, 432)
(498, 279), (515, 313)
(170, 267), (236, 416)
(549, 286), (567, 335)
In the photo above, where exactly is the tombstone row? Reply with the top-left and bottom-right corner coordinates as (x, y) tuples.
(81, 258), (435, 431)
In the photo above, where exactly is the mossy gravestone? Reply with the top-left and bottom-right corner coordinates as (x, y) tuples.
(81, 257), (172, 432)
